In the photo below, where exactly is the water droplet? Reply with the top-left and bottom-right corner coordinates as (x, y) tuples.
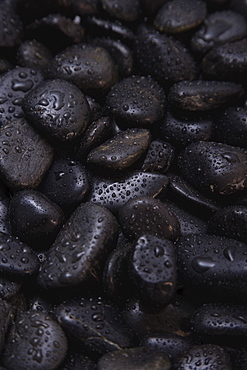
(122, 104), (129, 111)
(32, 349), (43, 363)
(92, 312), (104, 322)
(0, 243), (10, 251)
(55, 171), (65, 181)
(223, 246), (236, 261)
(191, 257), (216, 273)
(222, 152), (240, 163)
(128, 213), (136, 225)
(154, 245), (164, 257)
(234, 315), (247, 324)
(12, 79), (34, 92)
(38, 98), (49, 106)
(51, 91), (65, 110)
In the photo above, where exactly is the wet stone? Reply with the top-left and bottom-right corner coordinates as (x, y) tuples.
(176, 234), (247, 297)
(85, 95), (103, 123)
(106, 75), (166, 128)
(0, 1), (23, 47)
(0, 67), (44, 126)
(118, 196), (180, 241)
(178, 141), (247, 195)
(45, 43), (118, 95)
(123, 296), (194, 338)
(37, 202), (119, 289)
(17, 39), (53, 70)
(154, 0), (207, 34)
(0, 276), (22, 300)
(0, 119), (53, 191)
(22, 79), (90, 143)
(88, 171), (169, 214)
(166, 202), (208, 236)
(207, 205), (247, 243)
(39, 158), (90, 213)
(97, 347), (171, 370)
(202, 38), (247, 84)
(141, 140), (174, 174)
(175, 344), (232, 369)
(92, 37), (134, 77)
(9, 190), (64, 251)
(161, 110), (213, 148)
(58, 353), (97, 370)
(129, 234), (177, 312)
(168, 80), (244, 111)
(101, 0), (140, 22)
(76, 116), (113, 160)
(230, 0), (247, 15)
(213, 106), (247, 147)
(0, 298), (14, 353)
(192, 303), (247, 337)
(0, 59), (12, 74)
(84, 15), (135, 42)
(71, 0), (101, 16)
(168, 174), (220, 214)
(191, 10), (247, 53)
(0, 186), (10, 235)
(103, 241), (132, 306)
(234, 348), (247, 370)
(55, 296), (133, 356)
(140, 333), (194, 361)
(142, 0), (167, 13)
(134, 25), (197, 90)
(3, 310), (68, 370)
(87, 128), (151, 171)
(0, 231), (39, 276)
(26, 13), (85, 53)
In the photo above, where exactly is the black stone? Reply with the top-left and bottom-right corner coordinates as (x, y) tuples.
(0, 1), (23, 47)
(192, 303), (247, 337)
(38, 202), (119, 289)
(106, 75), (166, 128)
(23, 79), (90, 143)
(0, 67), (44, 126)
(207, 205), (247, 243)
(3, 310), (68, 370)
(140, 333), (194, 361)
(101, 0), (140, 22)
(129, 234), (177, 312)
(0, 231), (39, 276)
(176, 234), (247, 297)
(175, 344), (232, 369)
(191, 10), (247, 53)
(214, 106), (247, 147)
(178, 141), (247, 195)
(92, 37), (134, 77)
(161, 110), (213, 148)
(76, 116), (113, 160)
(88, 171), (169, 214)
(141, 140), (175, 174)
(26, 14), (85, 53)
(97, 347), (171, 370)
(45, 43), (118, 95)
(55, 296), (134, 356)
(134, 25), (196, 90)
(17, 39), (53, 70)
(87, 128), (151, 171)
(118, 196), (180, 241)
(0, 119), (53, 191)
(39, 158), (90, 213)
(168, 80), (244, 111)
(9, 190), (64, 250)
(154, 0), (207, 34)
